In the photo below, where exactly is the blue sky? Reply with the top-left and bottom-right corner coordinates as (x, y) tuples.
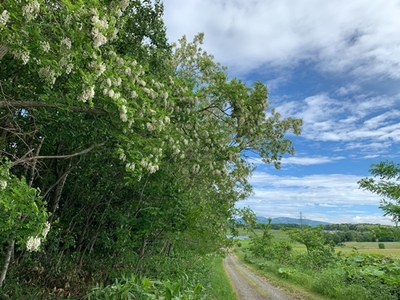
(163, 0), (400, 225)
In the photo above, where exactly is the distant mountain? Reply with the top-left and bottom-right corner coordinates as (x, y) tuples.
(269, 217), (330, 226)
(237, 216), (330, 226)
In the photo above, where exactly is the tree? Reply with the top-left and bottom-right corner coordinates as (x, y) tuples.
(358, 161), (400, 226)
(0, 1), (302, 296)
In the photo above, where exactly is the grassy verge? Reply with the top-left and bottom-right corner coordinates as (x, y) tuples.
(208, 257), (239, 300)
(234, 248), (331, 300)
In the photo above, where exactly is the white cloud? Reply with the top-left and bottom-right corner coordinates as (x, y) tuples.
(249, 155), (344, 166)
(249, 172), (379, 205)
(164, 0), (400, 79)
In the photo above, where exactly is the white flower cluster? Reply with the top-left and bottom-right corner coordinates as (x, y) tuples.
(0, 10), (10, 26)
(26, 222), (51, 252)
(40, 41), (50, 52)
(140, 159), (159, 174)
(26, 236), (41, 252)
(0, 180), (7, 189)
(79, 86), (95, 102)
(42, 222), (50, 238)
(59, 56), (73, 74)
(92, 27), (107, 47)
(119, 105), (128, 122)
(38, 66), (56, 85)
(89, 61), (106, 77)
(192, 164), (200, 174)
(22, 0), (40, 21)
(60, 37), (72, 49)
(118, 0), (129, 11)
(13, 50), (30, 65)
(92, 15), (108, 30)
(126, 162), (135, 171)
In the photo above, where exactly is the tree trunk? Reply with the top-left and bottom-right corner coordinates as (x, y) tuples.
(0, 240), (15, 287)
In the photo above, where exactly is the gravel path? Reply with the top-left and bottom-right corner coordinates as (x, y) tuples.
(224, 255), (295, 300)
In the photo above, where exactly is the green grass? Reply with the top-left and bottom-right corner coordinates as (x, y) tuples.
(337, 241), (400, 256)
(208, 257), (239, 300)
(233, 248), (331, 300)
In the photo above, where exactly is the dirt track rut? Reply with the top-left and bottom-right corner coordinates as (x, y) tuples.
(224, 255), (294, 300)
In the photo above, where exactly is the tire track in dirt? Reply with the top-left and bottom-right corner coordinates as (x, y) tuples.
(224, 255), (294, 300)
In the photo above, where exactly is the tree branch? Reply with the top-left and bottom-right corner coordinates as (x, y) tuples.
(0, 101), (107, 115)
(11, 142), (106, 167)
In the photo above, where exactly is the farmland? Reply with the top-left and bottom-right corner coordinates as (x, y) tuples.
(233, 225), (400, 300)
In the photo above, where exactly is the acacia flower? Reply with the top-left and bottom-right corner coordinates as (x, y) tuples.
(91, 28), (107, 47)
(22, 1), (40, 21)
(40, 41), (50, 52)
(66, 63), (73, 74)
(79, 86), (95, 102)
(13, 50), (30, 65)
(42, 222), (50, 238)
(38, 66), (56, 85)
(91, 15), (109, 30)
(0, 10), (10, 26)
(61, 37), (72, 49)
(26, 236), (41, 252)
(0, 180), (7, 190)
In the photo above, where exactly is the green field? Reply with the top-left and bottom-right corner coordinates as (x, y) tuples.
(233, 229), (400, 257)
(338, 241), (400, 256)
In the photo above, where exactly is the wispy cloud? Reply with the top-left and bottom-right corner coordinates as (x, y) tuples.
(249, 156), (344, 166)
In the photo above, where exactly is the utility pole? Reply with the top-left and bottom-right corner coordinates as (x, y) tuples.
(299, 212), (304, 229)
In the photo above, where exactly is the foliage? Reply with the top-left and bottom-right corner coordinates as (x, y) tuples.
(0, 0), (301, 296)
(88, 273), (204, 300)
(358, 161), (400, 226)
(0, 160), (48, 249)
(236, 229), (400, 300)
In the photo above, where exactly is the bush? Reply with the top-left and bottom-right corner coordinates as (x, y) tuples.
(378, 243), (385, 249)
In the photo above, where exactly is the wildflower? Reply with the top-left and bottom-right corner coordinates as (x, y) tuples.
(26, 236), (41, 252)
(131, 91), (138, 98)
(0, 10), (10, 26)
(108, 89), (115, 98)
(22, 1), (40, 21)
(0, 180), (7, 189)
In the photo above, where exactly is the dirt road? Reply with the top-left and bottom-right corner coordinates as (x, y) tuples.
(224, 255), (294, 300)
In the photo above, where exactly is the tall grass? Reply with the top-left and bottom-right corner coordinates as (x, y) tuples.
(208, 257), (238, 300)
